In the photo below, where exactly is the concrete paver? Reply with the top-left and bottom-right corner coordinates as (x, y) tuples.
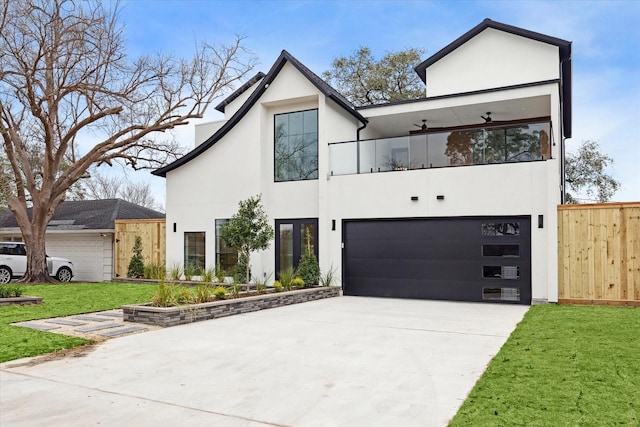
(1, 297), (528, 426)
(13, 309), (159, 340)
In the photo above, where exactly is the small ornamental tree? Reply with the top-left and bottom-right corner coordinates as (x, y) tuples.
(220, 195), (274, 284)
(127, 236), (145, 279)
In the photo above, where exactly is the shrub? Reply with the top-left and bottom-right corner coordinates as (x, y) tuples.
(150, 283), (176, 307)
(169, 263), (182, 281)
(214, 264), (226, 283)
(278, 267), (296, 291)
(234, 253), (249, 284)
(228, 284), (241, 298)
(200, 266), (215, 284)
(195, 284), (212, 303)
(297, 252), (320, 286)
(0, 285), (23, 298)
(127, 236), (145, 278)
(183, 264), (197, 281)
(252, 272), (272, 294)
(273, 280), (283, 292)
(213, 286), (227, 300)
(144, 262), (166, 280)
(292, 277), (305, 289)
(175, 288), (194, 305)
(319, 264), (337, 287)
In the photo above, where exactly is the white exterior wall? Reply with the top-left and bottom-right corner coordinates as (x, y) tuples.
(165, 32), (564, 302)
(165, 62), (359, 278)
(426, 29), (559, 97)
(326, 159), (560, 302)
(195, 120), (226, 146)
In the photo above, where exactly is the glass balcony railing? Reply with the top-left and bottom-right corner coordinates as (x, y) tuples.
(329, 121), (551, 176)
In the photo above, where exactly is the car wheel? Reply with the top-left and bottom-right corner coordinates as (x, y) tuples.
(0, 266), (12, 284)
(56, 267), (72, 282)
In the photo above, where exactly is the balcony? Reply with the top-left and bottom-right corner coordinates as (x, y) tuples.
(329, 121), (551, 176)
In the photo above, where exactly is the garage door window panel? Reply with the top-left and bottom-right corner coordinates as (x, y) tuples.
(482, 244), (520, 257)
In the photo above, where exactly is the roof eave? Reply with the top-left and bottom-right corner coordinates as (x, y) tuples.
(152, 51), (367, 178)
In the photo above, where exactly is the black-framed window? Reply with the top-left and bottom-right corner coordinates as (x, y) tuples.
(274, 109), (318, 181)
(184, 232), (205, 272)
(215, 219), (238, 274)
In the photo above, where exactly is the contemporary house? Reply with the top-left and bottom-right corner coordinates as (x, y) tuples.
(0, 199), (165, 282)
(153, 19), (571, 305)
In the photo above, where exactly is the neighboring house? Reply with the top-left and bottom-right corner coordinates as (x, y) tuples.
(153, 19), (572, 305)
(0, 199), (165, 282)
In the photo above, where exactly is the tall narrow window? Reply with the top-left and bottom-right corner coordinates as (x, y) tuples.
(215, 219), (238, 274)
(274, 109), (318, 181)
(184, 232), (205, 272)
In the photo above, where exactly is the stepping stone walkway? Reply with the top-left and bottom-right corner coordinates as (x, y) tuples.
(13, 309), (160, 340)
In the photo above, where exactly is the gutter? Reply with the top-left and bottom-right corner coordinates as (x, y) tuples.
(356, 121), (368, 174)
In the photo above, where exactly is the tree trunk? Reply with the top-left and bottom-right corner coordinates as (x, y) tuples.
(9, 197), (60, 283)
(244, 249), (251, 291)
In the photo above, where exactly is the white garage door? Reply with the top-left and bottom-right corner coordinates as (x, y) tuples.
(45, 233), (113, 282)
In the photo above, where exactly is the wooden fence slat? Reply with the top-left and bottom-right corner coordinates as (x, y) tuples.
(558, 202), (640, 305)
(114, 219), (166, 279)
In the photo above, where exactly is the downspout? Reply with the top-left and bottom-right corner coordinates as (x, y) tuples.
(559, 53), (571, 205)
(356, 121), (367, 174)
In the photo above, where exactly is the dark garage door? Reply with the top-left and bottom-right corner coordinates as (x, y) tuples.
(343, 217), (531, 304)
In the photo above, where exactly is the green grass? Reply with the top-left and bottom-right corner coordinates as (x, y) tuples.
(450, 304), (640, 426)
(0, 282), (157, 363)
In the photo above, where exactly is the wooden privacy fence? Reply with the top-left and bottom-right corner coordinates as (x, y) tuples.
(558, 202), (640, 305)
(114, 219), (166, 278)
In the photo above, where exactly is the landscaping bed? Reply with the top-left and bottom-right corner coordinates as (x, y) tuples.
(0, 296), (42, 306)
(122, 286), (341, 327)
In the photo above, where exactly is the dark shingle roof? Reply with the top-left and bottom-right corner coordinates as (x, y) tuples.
(152, 50), (367, 178)
(0, 199), (165, 231)
(214, 72), (266, 113)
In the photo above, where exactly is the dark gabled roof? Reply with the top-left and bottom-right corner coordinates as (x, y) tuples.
(414, 18), (572, 138)
(153, 50), (368, 178)
(0, 199), (165, 231)
(214, 72), (266, 113)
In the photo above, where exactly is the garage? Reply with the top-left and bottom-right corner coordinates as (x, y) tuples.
(45, 233), (113, 282)
(342, 217), (531, 304)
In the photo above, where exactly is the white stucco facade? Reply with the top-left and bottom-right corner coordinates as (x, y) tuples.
(158, 20), (571, 304)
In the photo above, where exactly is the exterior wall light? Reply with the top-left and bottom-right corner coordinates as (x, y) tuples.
(436, 195), (445, 200)
(411, 196), (419, 201)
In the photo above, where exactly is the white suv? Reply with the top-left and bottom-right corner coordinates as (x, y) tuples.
(0, 242), (74, 284)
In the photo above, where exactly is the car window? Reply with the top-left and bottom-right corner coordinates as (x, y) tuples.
(0, 243), (26, 256)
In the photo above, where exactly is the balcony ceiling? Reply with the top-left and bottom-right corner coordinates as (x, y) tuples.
(362, 95), (551, 138)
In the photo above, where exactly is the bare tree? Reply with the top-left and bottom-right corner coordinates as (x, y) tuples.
(0, 0), (255, 282)
(77, 170), (161, 211)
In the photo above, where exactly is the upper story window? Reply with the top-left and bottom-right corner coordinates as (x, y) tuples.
(274, 109), (318, 182)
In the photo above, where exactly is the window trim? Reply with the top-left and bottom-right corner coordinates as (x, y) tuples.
(184, 231), (206, 272)
(274, 108), (319, 182)
(215, 219), (238, 274)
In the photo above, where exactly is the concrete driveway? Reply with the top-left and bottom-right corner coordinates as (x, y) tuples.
(1, 296), (528, 426)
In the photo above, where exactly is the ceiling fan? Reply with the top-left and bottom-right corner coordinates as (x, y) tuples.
(413, 119), (428, 131)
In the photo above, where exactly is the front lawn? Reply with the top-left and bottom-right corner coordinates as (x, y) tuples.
(0, 282), (156, 363)
(450, 304), (640, 426)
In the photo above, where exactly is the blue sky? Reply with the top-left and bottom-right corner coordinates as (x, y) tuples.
(116, 0), (640, 204)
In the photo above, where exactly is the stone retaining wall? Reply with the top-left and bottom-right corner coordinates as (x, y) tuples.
(122, 286), (341, 327)
(0, 296), (43, 306)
